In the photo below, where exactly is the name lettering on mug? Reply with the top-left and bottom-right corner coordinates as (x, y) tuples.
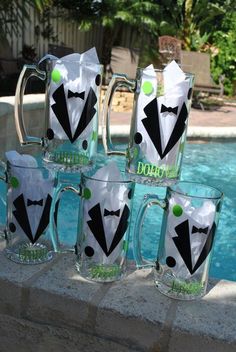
(168, 280), (203, 295)
(136, 161), (178, 179)
(54, 151), (89, 165)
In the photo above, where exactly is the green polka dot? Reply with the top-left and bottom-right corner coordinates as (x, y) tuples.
(92, 131), (98, 141)
(51, 69), (61, 83)
(10, 176), (19, 188)
(142, 81), (153, 95)
(172, 204), (183, 217)
(83, 187), (91, 200)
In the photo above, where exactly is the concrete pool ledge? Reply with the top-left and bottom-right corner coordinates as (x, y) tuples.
(188, 126), (236, 139)
(1, 95), (236, 142)
(0, 240), (235, 351)
(99, 125), (236, 140)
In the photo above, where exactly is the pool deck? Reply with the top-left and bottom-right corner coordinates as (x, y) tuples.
(0, 95), (236, 351)
(1, 94), (236, 142)
(107, 103), (236, 140)
(0, 241), (236, 352)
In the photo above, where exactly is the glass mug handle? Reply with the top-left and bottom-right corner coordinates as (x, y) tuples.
(14, 64), (46, 146)
(0, 161), (7, 236)
(49, 184), (81, 252)
(133, 194), (166, 269)
(102, 73), (136, 156)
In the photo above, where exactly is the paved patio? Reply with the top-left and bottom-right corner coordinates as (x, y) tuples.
(110, 104), (236, 127)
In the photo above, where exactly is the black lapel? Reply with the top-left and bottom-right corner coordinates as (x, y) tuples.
(192, 222), (216, 274)
(51, 84), (73, 142)
(33, 194), (52, 244)
(173, 219), (193, 274)
(161, 102), (188, 158)
(107, 204), (130, 256)
(72, 87), (97, 143)
(87, 203), (109, 256)
(142, 98), (163, 158)
(12, 194), (34, 243)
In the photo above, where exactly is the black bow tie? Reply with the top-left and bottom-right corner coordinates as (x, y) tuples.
(192, 226), (209, 234)
(161, 104), (178, 115)
(68, 90), (85, 100)
(104, 209), (120, 217)
(27, 199), (43, 207)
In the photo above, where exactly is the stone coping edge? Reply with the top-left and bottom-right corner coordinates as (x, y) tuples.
(0, 243), (235, 351)
(98, 125), (236, 140)
(0, 94), (45, 117)
(1, 95), (236, 140)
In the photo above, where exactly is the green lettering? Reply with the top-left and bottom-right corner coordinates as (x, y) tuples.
(135, 162), (179, 179)
(143, 163), (151, 176)
(149, 164), (156, 177)
(137, 161), (144, 175)
(158, 166), (165, 178)
(168, 280), (203, 295)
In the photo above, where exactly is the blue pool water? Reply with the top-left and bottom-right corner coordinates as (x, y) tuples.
(128, 141), (236, 282)
(55, 141), (236, 282)
(1, 142), (235, 282)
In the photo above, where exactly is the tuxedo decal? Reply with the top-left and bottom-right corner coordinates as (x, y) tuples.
(142, 98), (188, 160)
(11, 193), (52, 244)
(6, 155), (55, 245)
(80, 162), (133, 265)
(163, 198), (217, 278)
(133, 61), (192, 167)
(86, 203), (130, 257)
(49, 49), (101, 144)
(51, 84), (97, 143)
(170, 219), (216, 275)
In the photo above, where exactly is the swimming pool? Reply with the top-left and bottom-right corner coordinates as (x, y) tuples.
(182, 141), (236, 282)
(55, 141), (236, 282)
(129, 141), (236, 282)
(1, 142), (235, 282)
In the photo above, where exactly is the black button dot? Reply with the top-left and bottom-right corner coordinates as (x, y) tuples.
(95, 74), (101, 86)
(82, 140), (88, 150)
(47, 128), (54, 140)
(134, 132), (142, 144)
(85, 246), (94, 257)
(166, 256), (176, 268)
(188, 88), (193, 100)
(9, 223), (16, 233)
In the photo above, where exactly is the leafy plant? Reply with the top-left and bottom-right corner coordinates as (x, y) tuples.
(211, 12), (236, 95)
(156, 0), (235, 50)
(52, 0), (160, 67)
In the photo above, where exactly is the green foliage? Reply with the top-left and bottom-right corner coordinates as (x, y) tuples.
(54, 0), (160, 34)
(1, 0), (235, 94)
(211, 12), (236, 95)
(156, 0), (235, 49)
(53, 0), (160, 66)
(189, 31), (210, 52)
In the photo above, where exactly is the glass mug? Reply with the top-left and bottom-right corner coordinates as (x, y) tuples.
(0, 159), (57, 264)
(50, 166), (135, 282)
(133, 181), (223, 300)
(102, 65), (194, 185)
(15, 56), (103, 171)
